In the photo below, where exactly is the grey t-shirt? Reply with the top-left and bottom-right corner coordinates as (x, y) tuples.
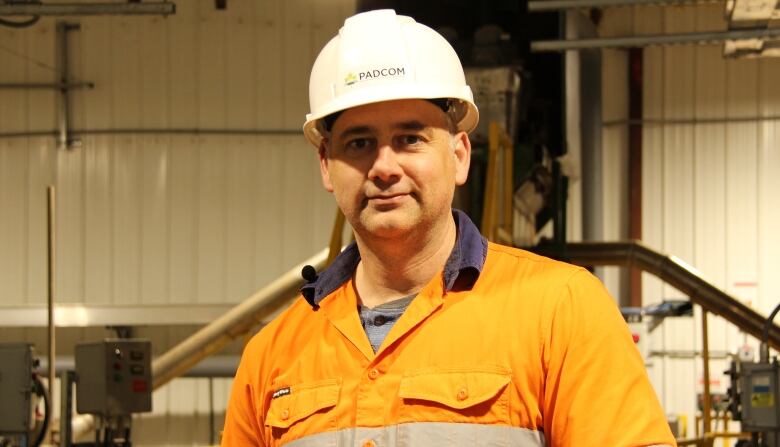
(358, 294), (416, 352)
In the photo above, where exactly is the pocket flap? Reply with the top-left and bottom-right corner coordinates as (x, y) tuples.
(399, 368), (511, 410)
(265, 379), (340, 429)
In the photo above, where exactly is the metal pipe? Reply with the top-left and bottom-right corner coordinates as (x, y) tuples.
(647, 349), (731, 359)
(603, 116), (780, 126)
(0, 82), (94, 90)
(528, 0), (720, 11)
(531, 28), (780, 52)
(59, 371), (74, 447)
(208, 377), (215, 445)
(39, 355), (241, 378)
(536, 241), (780, 351)
(0, 2), (176, 16)
(701, 309), (712, 442)
(56, 22), (69, 150)
(46, 186), (56, 445)
(0, 127), (302, 139)
(628, 48), (643, 308)
(151, 247), (329, 388)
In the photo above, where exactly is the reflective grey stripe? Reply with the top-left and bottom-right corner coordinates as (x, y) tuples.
(283, 422), (545, 447)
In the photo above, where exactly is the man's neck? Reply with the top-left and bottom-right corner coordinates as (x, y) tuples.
(353, 215), (457, 309)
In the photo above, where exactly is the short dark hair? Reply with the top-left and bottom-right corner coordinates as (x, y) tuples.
(320, 98), (457, 134)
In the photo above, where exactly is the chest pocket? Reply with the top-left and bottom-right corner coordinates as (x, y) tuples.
(398, 367), (511, 424)
(265, 378), (340, 439)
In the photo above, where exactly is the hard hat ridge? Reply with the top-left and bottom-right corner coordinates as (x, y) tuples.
(303, 9), (479, 147)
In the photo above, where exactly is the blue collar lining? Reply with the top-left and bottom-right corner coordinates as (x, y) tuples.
(301, 209), (488, 307)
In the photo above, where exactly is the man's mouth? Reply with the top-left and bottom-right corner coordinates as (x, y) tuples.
(366, 193), (409, 207)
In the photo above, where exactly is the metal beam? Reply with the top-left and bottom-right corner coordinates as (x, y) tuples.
(529, 0), (720, 11)
(531, 28), (780, 51)
(0, 2), (175, 16)
(0, 127), (303, 139)
(0, 304), (241, 327)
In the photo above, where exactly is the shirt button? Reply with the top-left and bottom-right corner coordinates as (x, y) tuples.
(362, 440), (376, 447)
(457, 388), (469, 401)
(368, 368), (380, 380)
(373, 315), (387, 326)
(281, 409), (290, 420)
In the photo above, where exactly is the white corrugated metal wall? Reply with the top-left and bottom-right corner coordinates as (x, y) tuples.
(0, 0), (355, 444)
(599, 5), (780, 439)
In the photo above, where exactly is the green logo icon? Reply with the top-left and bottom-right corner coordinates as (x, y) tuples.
(344, 72), (358, 86)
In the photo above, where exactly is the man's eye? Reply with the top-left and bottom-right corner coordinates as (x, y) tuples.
(400, 135), (422, 145)
(345, 138), (373, 151)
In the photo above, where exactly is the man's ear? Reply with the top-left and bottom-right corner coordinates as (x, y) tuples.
(318, 140), (334, 192)
(452, 132), (471, 186)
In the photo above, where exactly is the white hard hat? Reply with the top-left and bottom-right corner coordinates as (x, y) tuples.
(303, 9), (479, 147)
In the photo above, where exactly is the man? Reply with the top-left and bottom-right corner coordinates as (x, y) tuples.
(223, 9), (675, 447)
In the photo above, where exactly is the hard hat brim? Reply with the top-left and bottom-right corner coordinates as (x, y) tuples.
(303, 84), (479, 147)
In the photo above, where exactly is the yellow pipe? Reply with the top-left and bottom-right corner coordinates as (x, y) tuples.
(327, 208), (347, 265)
(702, 309), (712, 446)
(501, 130), (513, 237)
(481, 123), (500, 240)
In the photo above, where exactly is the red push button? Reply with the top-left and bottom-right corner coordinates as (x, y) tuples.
(132, 380), (148, 393)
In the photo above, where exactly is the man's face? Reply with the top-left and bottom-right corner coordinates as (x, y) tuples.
(318, 99), (471, 240)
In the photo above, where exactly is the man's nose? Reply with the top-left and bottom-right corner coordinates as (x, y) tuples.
(368, 143), (402, 184)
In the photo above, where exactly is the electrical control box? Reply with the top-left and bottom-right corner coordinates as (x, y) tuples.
(739, 361), (780, 431)
(75, 339), (152, 417)
(0, 343), (33, 434)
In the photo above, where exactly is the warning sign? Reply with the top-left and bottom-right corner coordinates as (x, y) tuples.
(751, 393), (774, 408)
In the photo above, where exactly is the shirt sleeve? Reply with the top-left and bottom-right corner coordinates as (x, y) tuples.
(222, 344), (265, 447)
(542, 269), (677, 447)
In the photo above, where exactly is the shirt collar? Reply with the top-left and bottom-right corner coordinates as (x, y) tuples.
(301, 209), (488, 306)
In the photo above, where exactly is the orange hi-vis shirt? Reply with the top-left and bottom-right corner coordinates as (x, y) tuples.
(223, 210), (676, 447)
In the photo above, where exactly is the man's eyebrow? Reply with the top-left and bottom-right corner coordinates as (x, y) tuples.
(338, 125), (374, 140)
(393, 120), (427, 131)
(337, 120), (431, 140)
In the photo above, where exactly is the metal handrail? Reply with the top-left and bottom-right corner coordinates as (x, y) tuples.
(537, 240), (780, 351)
